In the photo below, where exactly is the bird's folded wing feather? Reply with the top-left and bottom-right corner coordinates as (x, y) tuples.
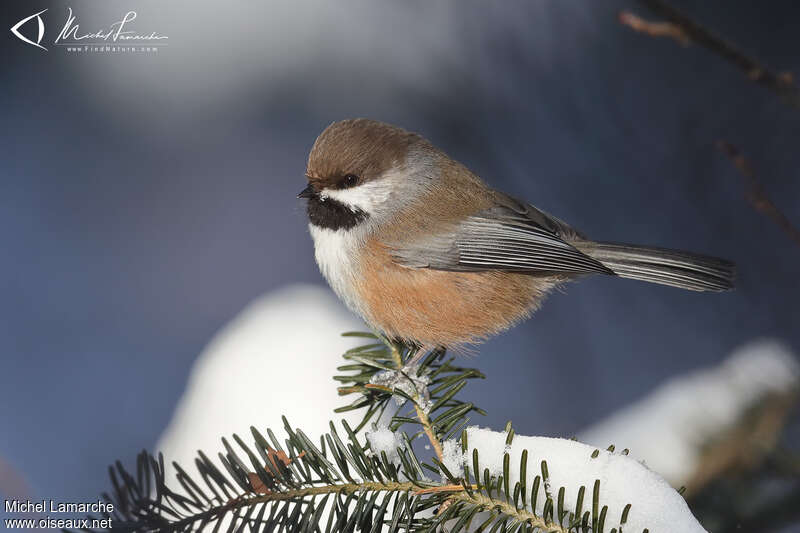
(390, 193), (613, 275)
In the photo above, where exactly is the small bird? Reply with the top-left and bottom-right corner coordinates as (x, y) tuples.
(299, 119), (735, 349)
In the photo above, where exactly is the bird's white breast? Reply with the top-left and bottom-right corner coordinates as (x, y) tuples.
(308, 224), (368, 320)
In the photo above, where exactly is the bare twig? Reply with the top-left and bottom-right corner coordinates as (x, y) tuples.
(716, 141), (800, 248)
(620, 0), (800, 109)
(618, 11), (689, 46)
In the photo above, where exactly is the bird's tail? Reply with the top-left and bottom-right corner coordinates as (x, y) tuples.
(574, 240), (735, 292)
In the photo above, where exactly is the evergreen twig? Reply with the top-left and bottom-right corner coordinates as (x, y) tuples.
(84, 334), (635, 532)
(387, 342), (445, 462)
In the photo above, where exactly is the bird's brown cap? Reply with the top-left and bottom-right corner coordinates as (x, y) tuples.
(306, 119), (421, 191)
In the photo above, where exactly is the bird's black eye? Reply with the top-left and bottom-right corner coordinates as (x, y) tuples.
(342, 174), (359, 188)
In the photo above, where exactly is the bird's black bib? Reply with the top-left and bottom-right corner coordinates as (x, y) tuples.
(306, 196), (368, 231)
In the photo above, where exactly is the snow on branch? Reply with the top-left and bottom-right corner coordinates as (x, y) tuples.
(103, 326), (796, 532)
(455, 427), (706, 533)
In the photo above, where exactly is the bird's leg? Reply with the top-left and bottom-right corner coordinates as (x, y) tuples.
(405, 345), (426, 368)
(403, 340), (446, 369)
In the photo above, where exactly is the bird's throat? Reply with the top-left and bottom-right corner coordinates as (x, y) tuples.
(306, 196), (369, 231)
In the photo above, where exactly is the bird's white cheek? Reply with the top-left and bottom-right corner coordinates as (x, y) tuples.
(320, 181), (393, 216)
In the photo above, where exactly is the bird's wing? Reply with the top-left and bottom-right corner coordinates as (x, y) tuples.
(390, 192), (614, 275)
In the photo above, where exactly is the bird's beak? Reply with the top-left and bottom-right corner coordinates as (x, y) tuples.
(297, 183), (317, 199)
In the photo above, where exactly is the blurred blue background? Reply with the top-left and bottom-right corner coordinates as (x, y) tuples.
(1, 0), (799, 523)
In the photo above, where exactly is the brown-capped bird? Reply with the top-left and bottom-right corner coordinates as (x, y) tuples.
(299, 119), (734, 349)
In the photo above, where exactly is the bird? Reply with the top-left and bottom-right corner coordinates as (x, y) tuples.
(299, 119), (735, 350)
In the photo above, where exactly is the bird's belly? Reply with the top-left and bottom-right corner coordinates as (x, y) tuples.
(357, 241), (560, 347)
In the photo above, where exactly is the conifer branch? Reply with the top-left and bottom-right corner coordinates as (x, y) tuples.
(388, 342), (445, 463)
(447, 491), (569, 533)
(86, 334), (663, 532)
(150, 481), (419, 532)
(335, 333), (484, 457)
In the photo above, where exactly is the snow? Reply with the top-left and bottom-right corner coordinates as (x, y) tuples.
(579, 339), (799, 486)
(366, 425), (404, 464)
(462, 427), (707, 533)
(369, 366), (432, 413)
(441, 439), (465, 480)
(156, 284), (364, 470)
